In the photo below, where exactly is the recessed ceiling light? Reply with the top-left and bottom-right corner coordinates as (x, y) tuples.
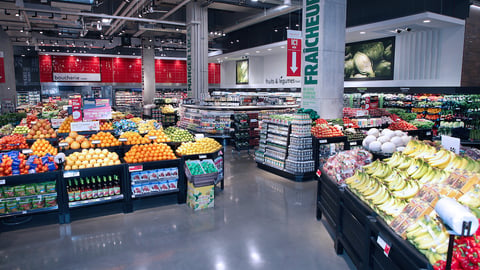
(255, 51), (260, 53)
(39, 31), (43, 34)
(280, 46), (285, 49)
(21, 54), (25, 57)
(423, 19), (431, 23)
(267, 48), (272, 51)
(360, 31), (366, 34)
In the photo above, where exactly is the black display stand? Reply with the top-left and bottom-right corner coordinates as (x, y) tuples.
(316, 172), (431, 270)
(407, 128), (433, 141)
(257, 162), (315, 182)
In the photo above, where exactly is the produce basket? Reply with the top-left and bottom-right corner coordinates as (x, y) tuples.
(185, 160), (219, 187)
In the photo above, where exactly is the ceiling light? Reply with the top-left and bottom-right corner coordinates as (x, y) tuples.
(15, 11), (20, 17)
(27, 48), (30, 51)
(118, 52), (120, 54)
(176, 28), (179, 31)
(423, 19), (431, 23)
(20, 28), (23, 33)
(21, 54), (25, 57)
(39, 31), (43, 34)
(280, 46), (285, 48)
(360, 31), (366, 34)
(70, 55), (73, 57)
(245, 53), (249, 55)
(138, 13), (142, 18)
(274, 29), (278, 32)
(58, 32), (62, 36)
(267, 48), (272, 51)
(255, 51), (260, 53)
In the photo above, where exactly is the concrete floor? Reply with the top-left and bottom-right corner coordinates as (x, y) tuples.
(0, 150), (355, 270)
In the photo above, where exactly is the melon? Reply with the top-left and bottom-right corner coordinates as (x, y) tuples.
(381, 142), (396, 154)
(401, 135), (411, 145)
(394, 130), (405, 137)
(367, 128), (380, 137)
(390, 136), (404, 147)
(363, 135), (377, 150)
(377, 136), (390, 144)
(369, 141), (382, 152)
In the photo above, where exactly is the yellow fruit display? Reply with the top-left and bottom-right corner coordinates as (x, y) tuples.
(64, 148), (121, 170)
(176, 138), (222, 156)
(137, 120), (158, 134)
(161, 105), (175, 114)
(58, 116), (73, 133)
(59, 131), (91, 150)
(144, 129), (170, 143)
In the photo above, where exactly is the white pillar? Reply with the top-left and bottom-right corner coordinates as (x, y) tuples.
(0, 28), (16, 109)
(302, 0), (346, 119)
(186, 1), (208, 100)
(142, 42), (156, 105)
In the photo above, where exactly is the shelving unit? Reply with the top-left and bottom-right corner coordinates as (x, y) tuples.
(231, 113), (251, 152)
(17, 91), (41, 106)
(256, 115), (315, 182)
(114, 89), (143, 116)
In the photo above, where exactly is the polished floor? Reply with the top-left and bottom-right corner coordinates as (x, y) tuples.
(0, 150), (355, 270)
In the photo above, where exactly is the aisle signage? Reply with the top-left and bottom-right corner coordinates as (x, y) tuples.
(83, 98), (112, 121)
(287, 30), (302, 77)
(70, 96), (82, 121)
(70, 121), (100, 132)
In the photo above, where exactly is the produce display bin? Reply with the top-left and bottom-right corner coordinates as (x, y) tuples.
(406, 128), (433, 141)
(185, 160), (219, 187)
(313, 136), (349, 170)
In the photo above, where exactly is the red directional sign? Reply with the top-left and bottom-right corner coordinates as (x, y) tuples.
(287, 30), (302, 77)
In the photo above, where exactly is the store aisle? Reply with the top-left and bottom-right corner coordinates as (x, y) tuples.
(0, 150), (354, 270)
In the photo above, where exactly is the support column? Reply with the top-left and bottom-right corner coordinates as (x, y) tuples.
(302, 0), (346, 119)
(142, 42), (156, 105)
(186, 1), (208, 100)
(0, 28), (16, 112)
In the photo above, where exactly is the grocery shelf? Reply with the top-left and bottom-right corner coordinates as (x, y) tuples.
(69, 195), (124, 208)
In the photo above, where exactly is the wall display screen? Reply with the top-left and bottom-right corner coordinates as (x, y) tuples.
(345, 37), (395, 81)
(236, 59), (249, 84)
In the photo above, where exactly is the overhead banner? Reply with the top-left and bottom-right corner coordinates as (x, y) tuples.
(302, 0), (320, 109)
(0, 51), (5, 83)
(287, 30), (302, 77)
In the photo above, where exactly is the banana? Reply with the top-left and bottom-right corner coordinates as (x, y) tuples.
(407, 143), (426, 158)
(435, 241), (449, 254)
(403, 140), (420, 155)
(397, 157), (414, 170)
(418, 167), (436, 184)
(389, 177), (406, 191)
(406, 159), (422, 176)
(393, 181), (420, 199)
(411, 161), (430, 179)
(362, 183), (381, 197)
(415, 234), (436, 250)
(426, 149), (450, 163)
(430, 152), (454, 169)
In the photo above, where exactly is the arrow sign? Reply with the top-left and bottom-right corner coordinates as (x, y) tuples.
(290, 52), (298, 73)
(287, 30), (302, 77)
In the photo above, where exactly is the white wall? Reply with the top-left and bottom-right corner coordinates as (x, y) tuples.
(344, 25), (465, 87)
(220, 25), (465, 89)
(219, 51), (302, 89)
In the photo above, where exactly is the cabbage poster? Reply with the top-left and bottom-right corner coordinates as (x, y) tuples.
(345, 37), (394, 80)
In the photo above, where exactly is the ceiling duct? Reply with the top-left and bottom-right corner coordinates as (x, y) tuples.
(222, 3), (301, 34)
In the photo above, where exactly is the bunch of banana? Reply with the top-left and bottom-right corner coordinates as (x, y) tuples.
(370, 162), (393, 179)
(425, 148), (455, 169)
(445, 155), (480, 173)
(391, 180), (420, 199)
(385, 152), (406, 168)
(405, 217), (449, 264)
(458, 184), (480, 208)
(418, 168), (449, 185)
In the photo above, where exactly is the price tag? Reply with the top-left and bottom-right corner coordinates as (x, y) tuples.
(129, 165), (143, 172)
(377, 234), (391, 257)
(22, 211), (27, 214)
(16, 197), (21, 201)
(31, 121), (37, 125)
(441, 135), (460, 154)
(132, 195), (136, 198)
(456, 119), (462, 122)
(319, 140), (327, 144)
(59, 142), (69, 147)
(71, 121), (100, 132)
(37, 195), (42, 199)
(195, 133), (204, 139)
(0, 179), (5, 185)
(316, 169), (322, 177)
(22, 149), (33, 154)
(350, 141), (357, 146)
(426, 131), (431, 136)
(199, 155), (207, 159)
(51, 118), (65, 129)
(119, 138), (128, 142)
(91, 140), (101, 145)
(148, 136), (157, 140)
(63, 171), (80, 178)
